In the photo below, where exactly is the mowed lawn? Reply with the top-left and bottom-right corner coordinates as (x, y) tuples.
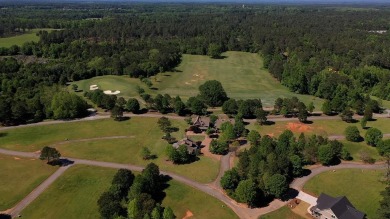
(22, 165), (237, 219)
(259, 206), (305, 219)
(0, 154), (58, 210)
(303, 169), (386, 219)
(248, 117), (390, 138)
(0, 118), (219, 183)
(74, 51), (323, 108)
(342, 141), (381, 161)
(163, 180), (238, 219)
(0, 29), (56, 48)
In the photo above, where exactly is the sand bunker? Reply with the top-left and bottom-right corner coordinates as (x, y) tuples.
(182, 210), (194, 219)
(286, 122), (312, 133)
(14, 157), (21, 160)
(185, 82), (191, 85)
(89, 84), (99, 90)
(104, 90), (121, 95)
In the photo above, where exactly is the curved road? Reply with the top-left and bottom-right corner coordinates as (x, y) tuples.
(0, 148), (386, 219)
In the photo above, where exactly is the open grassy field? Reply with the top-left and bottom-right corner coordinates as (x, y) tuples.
(22, 165), (237, 219)
(303, 169), (386, 219)
(0, 154), (58, 211)
(0, 29), (56, 48)
(247, 117), (390, 138)
(74, 51), (324, 108)
(342, 141), (382, 161)
(0, 118), (219, 183)
(259, 206), (305, 219)
(163, 180), (238, 219)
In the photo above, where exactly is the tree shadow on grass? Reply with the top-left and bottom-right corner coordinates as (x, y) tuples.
(153, 174), (172, 203)
(0, 132), (7, 137)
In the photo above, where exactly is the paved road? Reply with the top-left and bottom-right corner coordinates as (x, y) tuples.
(211, 152), (232, 189)
(5, 165), (72, 217)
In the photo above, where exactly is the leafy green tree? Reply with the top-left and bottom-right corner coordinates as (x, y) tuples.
(127, 98), (140, 113)
(247, 130), (261, 146)
(378, 186), (390, 219)
(142, 163), (162, 195)
(340, 107), (354, 123)
(207, 43), (222, 58)
(365, 128), (383, 146)
(222, 99), (238, 115)
(220, 168), (240, 190)
(151, 205), (163, 219)
(111, 106), (123, 121)
(378, 139), (390, 156)
(72, 84), (78, 91)
(234, 179), (257, 207)
(50, 91), (88, 119)
(39, 146), (61, 163)
(307, 102), (315, 113)
(255, 108), (267, 125)
(198, 80), (228, 107)
(318, 145), (334, 165)
(173, 98), (186, 116)
(364, 106), (373, 121)
(157, 117), (172, 134)
(98, 191), (123, 219)
(265, 174), (288, 199)
(290, 155), (303, 176)
(209, 140), (229, 155)
(141, 147), (152, 160)
(162, 207), (175, 219)
(344, 126), (361, 142)
(177, 144), (191, 163)
(187, 97), (206, 115)
(360, 117), (368, 129)
(274, 98), (283, 112)
(341, 147), (352, 160)
(111, 169), (135, 199)
(321, 100), (332, 115)
(209, 114), (218, 127)
(220, 122), (235, 142)
(116, 97), (127, 109)
(298, 102), (308, 122)
(280, 106), (288, 117)
(233, 120), (246, 138)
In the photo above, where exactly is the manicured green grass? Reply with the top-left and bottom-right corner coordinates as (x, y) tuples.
(163, 180), (238, 219)
(188, 135), (205, 142)
(259, 206), (305, 219)
(21, 165), (115, 219)
(74, 51), (324, 108)
(22, 165), (237, 219)
(0, 154), (58, 210)
(342, 141), (382, 161)
(0, 118), (219, 183)
(0, 29), (56, 48)
(303, 169), (386, 219)
(247, 117), (390, 138)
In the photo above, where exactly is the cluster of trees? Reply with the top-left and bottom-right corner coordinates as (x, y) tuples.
(220, 130), (350, 206)
(222, 98), (263, 119)
(98, 164), (175, 219)
(39, 146), (61, 164)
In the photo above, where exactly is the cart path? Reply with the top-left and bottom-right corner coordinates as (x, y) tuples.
(0, 148), (386, 219)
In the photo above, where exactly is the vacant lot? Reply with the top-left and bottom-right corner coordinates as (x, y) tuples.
(0, 154), (57, 211)
(248, 117), (390, 138)
(0, 118), (219, 183)
(304, 169), (386, 219)
(22, 165), (237, 219)
(0, 29), (56, 48)
(74, 51), (324, 108)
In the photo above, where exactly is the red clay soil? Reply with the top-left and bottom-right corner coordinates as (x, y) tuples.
(286, 122), (313, 133)
(182, 210), (194, 219)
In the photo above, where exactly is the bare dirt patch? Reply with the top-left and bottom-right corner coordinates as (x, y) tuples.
(286, 122), (313, 133)
(182, 210), (194, 219)
(14, 157), (21, 160)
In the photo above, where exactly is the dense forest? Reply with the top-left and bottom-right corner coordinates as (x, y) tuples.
(1, 3), (390, 125)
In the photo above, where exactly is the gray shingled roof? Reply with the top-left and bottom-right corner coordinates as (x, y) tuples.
(316, 193), (365, 219)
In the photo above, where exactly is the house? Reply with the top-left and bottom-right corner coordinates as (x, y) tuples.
(192, 116), (210, 131)
(172, 138), (199, 154)
(310, 193), (365, 219)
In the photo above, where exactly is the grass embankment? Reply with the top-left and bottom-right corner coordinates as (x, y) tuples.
(304, 169), (386, 219)
(74, 51), (324, 108)
(0, 29), (56, 48)
(0, 154), (58, 210)
(22, 165), (238, 219)
(0, 118), (218, 183)
(259, 206), (305, 219)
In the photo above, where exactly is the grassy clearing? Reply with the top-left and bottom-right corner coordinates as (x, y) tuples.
(22, 165), (237, 219)
(303, 169), (386, 219)
(0, 154), (58, 210)
(342, 141), (382, 161)
(74, 51), (324, 108)
(0, 118), (218, 183)
(0, 29), (56, 48)
(247, 117), (390, 138)
(259, 206), (305, 219)
(163, 180), (238, 219)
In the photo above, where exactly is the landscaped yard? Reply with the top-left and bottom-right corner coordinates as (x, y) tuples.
(0, 118), (219, 183)
(0, 154), (58, 211)
(248, 117), (390, 138)
(342, 141), (382, 161)
(74, 51), (324, 108)
(259, 206), (305, 219)
(0, 29), (56, 48)
(303, 169), (386, 219)
(21, 165), (237, 219)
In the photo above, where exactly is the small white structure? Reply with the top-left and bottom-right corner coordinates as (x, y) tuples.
(104, 90), (121, 95)
(89, 85), (99, 90)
